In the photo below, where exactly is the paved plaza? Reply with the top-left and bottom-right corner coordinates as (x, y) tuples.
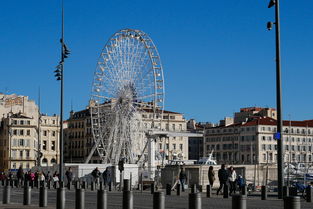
(0, 187), (313, 209)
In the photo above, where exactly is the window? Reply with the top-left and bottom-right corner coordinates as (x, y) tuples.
(172, 124), (175, 131)
(20, 150), (23, 157)
(26, 150), (30, 157)
(27, 120), (30, 125)
(263, 153), (266, 161)
(27, 130), (30, 136)
(180, 144), (183, 150)
(51, 141), (55, 151)
(43, 141), (47, 150)
(13, 120), (17, 125)
(166, 144), (169, 150)
(13, 130), (17, 135)
(20, 130), (24, 135)
(267, 144), (272, 150)
(52, 131), (56, 137)
(43, 131), (47, 136)
(19, 139), (24, 146)
(262, 136), (266, 141)
(173, 144), (176, 150)
(52, 120), (56, 124)
(159, 143), (162, 150)
(262, 144), (266, 151)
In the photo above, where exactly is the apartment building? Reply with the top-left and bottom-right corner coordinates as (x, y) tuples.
(204, 116), (313, 165)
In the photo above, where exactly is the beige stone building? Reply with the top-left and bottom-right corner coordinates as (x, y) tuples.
(204, 116), (313, 165)
(64, 107), (189, 165)
(0, 93), (60, 171)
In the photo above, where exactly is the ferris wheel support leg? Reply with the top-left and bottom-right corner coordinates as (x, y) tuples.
(148, 138), (156, 180)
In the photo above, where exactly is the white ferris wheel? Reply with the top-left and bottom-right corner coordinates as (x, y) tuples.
(86, 29), (165, 165)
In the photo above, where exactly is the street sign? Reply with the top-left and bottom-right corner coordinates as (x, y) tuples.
(274, 132), (281, 140)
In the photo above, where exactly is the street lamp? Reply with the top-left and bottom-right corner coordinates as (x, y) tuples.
(267, 0), (284, 199)
(54, 0), (70, 208)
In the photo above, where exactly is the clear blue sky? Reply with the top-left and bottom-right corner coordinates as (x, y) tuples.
(1, 0), (313, 123)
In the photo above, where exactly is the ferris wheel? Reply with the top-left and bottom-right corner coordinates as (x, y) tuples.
(86, 29), (165, 165)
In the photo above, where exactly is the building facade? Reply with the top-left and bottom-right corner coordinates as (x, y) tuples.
(64, 107), (189, 165)
(0, 93), (60, 171)
(204, 116), (313, 165)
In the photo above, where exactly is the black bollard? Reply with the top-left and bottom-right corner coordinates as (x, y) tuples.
(124, 179), (130, 191)
(232, 194), (246, 209)
(153, 191), (165, 209)
(123, 190), (133, 209)
(289, 187), (297, 196)
(191, 184), (197, 193)
(151, 183), (155, 194)
(75, 189), (85, 209)
(189, 192), (201, 209)
(206, 185), (212, 198)
(91, 182), (95, 191)
(241, 185), (247, 196)
(75, 181), (80, 190)
(23, 182), (31, 205)
(2, 184), (11, 204)
(261, 186), (267, 200)
(223, 185), (229, 198)
(283, 186), (289, 199)
(108, 181), (112, 191)
(176, 183), (181, 196)
(82, 181), (86, 190)
(39, 184), (47, 207)
(97, 189), (108, 209)
(57, 182), (65, 209)
(166, 184), (171, 195)
(306, 186), (313, 203)
(284, 196), (300, 209)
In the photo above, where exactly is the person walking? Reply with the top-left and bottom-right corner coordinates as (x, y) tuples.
(65, 167), (73, 188)
(228, 166), (237, 195)
(17, 166), (24, 187)
(208, 166), (215, 187)
(179, 167), (187, 192)
(92, 167), (101, 184)
(102, 167), (112, 188)
(216, 164), (228, 195)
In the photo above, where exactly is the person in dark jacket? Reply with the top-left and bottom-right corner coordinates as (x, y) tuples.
(92, 167), (101, 184)
(208, 166), (215, 187)
(17, 166), (24, 186)
(179, 167), (187, 192)
(216, 164), (228, 195)
(102, 167), (112, 188)
(65, 167), (73, 188)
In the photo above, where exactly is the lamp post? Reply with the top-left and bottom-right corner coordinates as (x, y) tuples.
(267, 0), (284, 199)
(54, 0), (70, 208)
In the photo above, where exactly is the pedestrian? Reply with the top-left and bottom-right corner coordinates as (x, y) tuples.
(237, 175), (245, 191)
(65, 167), (73, 188)
(179, 167), (187, 192)
(228, 166), (237, 195)
(208, 166), (215, 187)
(102, 167), (112, 188)
(91, 167), (101, 184)
(17, 166), (24, 187)
(216, 164), (228, 195)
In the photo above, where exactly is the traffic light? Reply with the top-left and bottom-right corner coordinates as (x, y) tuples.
(118, 159), (124, 171)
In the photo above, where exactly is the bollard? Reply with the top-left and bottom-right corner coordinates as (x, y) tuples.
(191, 184), (197, 193)
(23, 182), (31, 205)
(306, 186), (313, 203)
(39, 184), (47, 207)
(241, 185), (247, 196)
(91, 182), (95, 191)
(2, 184), (11, 204)
(75, 188), (85, 209)
(153, 191), (165, 209)
(109, 181), (112, 191)
(223, 185), (229, 198)
(75, 181), (80, 190)
(232, 194), (246, 209)
(261, 186), (267, 200)
(151, 183), (155, 194)
(82, 181), (86, 190)
(166, 184), (171, 195)
(189, 192), (201, 209)
(176, 183), (181, 196)
(284, 196), (300, 209)
(289, 187), (297, 196)
(206, 185), (212, 198)
(97, 189), (108, 209)
(57, 182), (65, 209)
(283, 186), (289, 199)
(124, 179), (130, 191)
(123, 190), (133, 209)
